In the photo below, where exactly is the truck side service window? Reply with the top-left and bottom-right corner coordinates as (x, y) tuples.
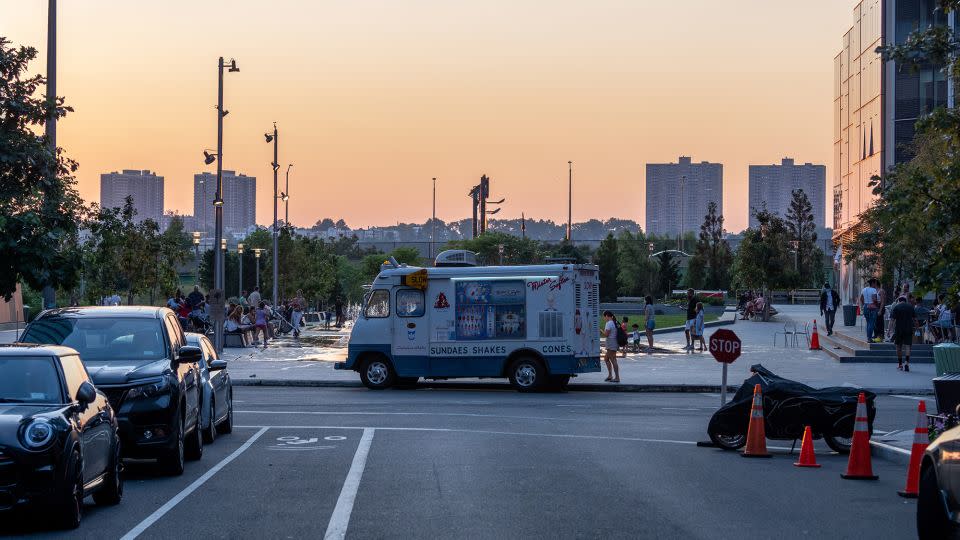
(365, 289), (390, 318)
(396, 289), (425, 317)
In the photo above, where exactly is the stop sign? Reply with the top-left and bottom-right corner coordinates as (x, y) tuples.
(709, 329), (741, 364)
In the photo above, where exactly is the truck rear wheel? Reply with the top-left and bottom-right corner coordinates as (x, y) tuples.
(360, 356), (396, 390)
(509, 357), (546, 392)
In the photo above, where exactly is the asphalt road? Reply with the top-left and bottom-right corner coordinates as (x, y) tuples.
(1, 388), (927, 539)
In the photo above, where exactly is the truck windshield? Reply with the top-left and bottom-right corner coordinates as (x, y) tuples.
(365, 290), (390, 318)
(0, 357), (64, 403)
(22, 317), (169, 362)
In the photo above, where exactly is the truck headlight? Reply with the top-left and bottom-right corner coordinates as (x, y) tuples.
(22, 419), (55, 449)
(127, 377), (171, 400)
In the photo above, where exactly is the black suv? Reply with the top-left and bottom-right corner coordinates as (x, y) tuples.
(21, 307), (204, 475)
(0, 344), (123, 529)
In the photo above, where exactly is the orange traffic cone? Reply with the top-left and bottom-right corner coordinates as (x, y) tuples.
(794, 425), (821, 468)
(810, 320), (821, 350)
(742, 384), (771, 458)
(841, 392), (878, 480)
(898, 401), (929, 498)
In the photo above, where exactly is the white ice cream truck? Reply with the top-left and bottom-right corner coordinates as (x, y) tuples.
(335, 250), (602, 391)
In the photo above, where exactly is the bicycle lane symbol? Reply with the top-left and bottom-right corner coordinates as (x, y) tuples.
(268, 435), (348, 451)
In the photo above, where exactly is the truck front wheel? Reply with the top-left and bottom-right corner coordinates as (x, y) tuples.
(360, 356), (396, 390)
(509, 357), (546, 392)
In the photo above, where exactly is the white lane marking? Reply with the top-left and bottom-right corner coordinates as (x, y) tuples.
(236, 410), (564, 421)
(870, 440), (912, 455)
(699, 393), (721, 398)
(120, 427), (269, 540)
(556, 404), (590, 408)
(891, 395), (928, 401)
(324, 428), (375, 540)
(661, 407), (703, 411)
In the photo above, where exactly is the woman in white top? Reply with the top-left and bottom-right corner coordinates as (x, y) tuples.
(601, 310), (620, 383)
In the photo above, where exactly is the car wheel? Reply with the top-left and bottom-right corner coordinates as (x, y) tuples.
(159, 414), (185, 476)
(509, 356), (545, 392)
(918, 465), (954, 539)
(93, 440), (123, 506)
(57, 450), (83, 529)
(202, 399), (217, 444)
(360, 356), (396, 390)
(185, 410), (204, 461)
(216, 389), (233, 434)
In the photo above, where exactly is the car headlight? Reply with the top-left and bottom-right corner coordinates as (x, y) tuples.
(127, 377), (171, 400)
(22, 419), (55, 449)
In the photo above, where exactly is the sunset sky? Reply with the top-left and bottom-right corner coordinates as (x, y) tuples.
(4, 1), (853, 233)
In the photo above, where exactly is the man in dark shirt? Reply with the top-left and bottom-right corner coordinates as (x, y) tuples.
(684, 289), (697, 352)
(891, 296), (915, 372)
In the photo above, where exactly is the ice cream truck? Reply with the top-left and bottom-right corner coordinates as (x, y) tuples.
(335, 250), (602, 391)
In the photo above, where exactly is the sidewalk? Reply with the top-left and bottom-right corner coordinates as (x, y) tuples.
(223, 305), (935, 394)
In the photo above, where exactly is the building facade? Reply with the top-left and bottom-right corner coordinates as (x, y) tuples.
(833, 0), (952, 301)
(645, 156), (723, 238)
(99, 169), (164, 224)
(748, 158), (826, 229)
(193, 170), (257, 237)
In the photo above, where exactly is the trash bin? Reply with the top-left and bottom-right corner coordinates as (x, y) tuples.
(933, 343), (960, 377)
(842, 304), (857, 327)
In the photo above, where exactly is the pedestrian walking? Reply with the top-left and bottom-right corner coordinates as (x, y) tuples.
(693, 302), (706, 352)
(255, 301), (269, 349)
(859, 279), (880, 342)
(248, 287), (261, 308)
(890, 296), (915, 371)
(291, 289), (306, 338)
(643, 295), (655, 353)
(335, 297), (345, 327)
(601, 310), (620, 383)
(819, 283), (840, 336)
(875, 281), (888, 343)
(684, 289), (697, 351)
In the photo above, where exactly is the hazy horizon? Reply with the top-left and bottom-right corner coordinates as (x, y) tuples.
(4, 1), (853, 231)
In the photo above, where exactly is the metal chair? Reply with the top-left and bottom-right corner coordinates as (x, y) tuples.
(794, 322), (810, 348)
(773, 323), (797, 347)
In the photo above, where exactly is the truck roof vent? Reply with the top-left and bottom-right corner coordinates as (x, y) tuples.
(435, 249), (478, 267)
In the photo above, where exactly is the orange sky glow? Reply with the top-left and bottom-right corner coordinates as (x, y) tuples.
(4, 1), (853, 233)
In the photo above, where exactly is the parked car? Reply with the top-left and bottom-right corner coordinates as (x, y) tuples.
(185, 333), (233, 443)
(20, 307), (204, 476)
(918, 421), (960, 539)
(0, 344), (123, 529)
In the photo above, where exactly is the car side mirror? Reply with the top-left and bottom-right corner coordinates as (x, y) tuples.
(178, 345), (203, 364)
(75, 381), (97, 407)
(209, 359), (228, 371)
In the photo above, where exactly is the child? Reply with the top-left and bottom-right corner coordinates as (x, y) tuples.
(620, 317), (630, 357)
(693, 302), (706, 352)
(631, 324), (641, 353)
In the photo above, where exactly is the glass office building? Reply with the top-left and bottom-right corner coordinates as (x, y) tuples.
(833, 0), (952, 302)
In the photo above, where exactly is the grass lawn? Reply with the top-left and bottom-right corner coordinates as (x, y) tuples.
(614, 313), (719, 329)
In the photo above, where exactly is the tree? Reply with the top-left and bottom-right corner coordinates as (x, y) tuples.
(785, 189), (823, 287)
(594, 233), (619, 302)
(655, 250), (680, 298)
(687, 201), (732, 290)
(0, 37), (84, 301)
(445, 231), (546, 265)
(731, 209), (795, 319)
(616, 231), (656, 297)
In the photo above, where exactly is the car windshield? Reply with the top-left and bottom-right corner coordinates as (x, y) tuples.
(21, 317), (169, 362)
(0, 357), (64, 403)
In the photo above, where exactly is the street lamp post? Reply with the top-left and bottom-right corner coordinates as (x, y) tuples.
(210, 56), (238, 353)
(431, 177), (436, 260)
(41, 0), (58, 310)
(566, 161), (573, 242)
(237, 243), (244, 297)
(192, 232), (201, 284)
(648, 242), (654, 295)
(285, 164), (292, 226)
(264, 124), (284, 304)
(254, 249), (262, 289)
(220, 238), (227, 295)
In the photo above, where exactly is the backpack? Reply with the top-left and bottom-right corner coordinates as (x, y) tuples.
(614, 320), (628, 347)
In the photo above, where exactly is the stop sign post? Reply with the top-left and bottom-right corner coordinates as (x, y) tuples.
(709, 329), (742, 405)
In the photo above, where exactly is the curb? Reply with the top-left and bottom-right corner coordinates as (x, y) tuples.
(232, 378), (934, 395)
(870, 440), (911, 465)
